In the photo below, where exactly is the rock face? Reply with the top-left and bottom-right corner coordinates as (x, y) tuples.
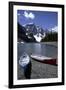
(25, 23), (37, 35)
(25, 23), (45, 35)
(25, 23), (46, 42)
(18, 22), (58, 42)
(18, 23), (46, 42)
(18, 23), (36, 42)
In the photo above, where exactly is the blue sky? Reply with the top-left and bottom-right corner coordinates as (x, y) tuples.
(17, 10), (58, 30)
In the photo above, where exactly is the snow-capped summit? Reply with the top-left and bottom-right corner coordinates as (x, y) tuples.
(23, 23), (46, 42)
(34, 33), (46, 42)
(34, 34), (42, 42)
(48, 26), (58, 33)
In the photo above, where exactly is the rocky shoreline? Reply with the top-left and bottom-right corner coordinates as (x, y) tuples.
(18, 58), (58, 80)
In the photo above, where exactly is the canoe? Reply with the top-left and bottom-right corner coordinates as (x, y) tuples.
(31, 54), (57, 65)
(19, 53), (30, 67)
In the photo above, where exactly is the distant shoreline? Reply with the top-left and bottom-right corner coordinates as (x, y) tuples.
(43, 42), (57, 47)
(18, 41), (57, 47)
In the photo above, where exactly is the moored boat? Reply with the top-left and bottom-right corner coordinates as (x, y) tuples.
(31, 54), (57, 65)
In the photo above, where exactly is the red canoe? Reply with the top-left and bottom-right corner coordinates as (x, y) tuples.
(31, 54), (57, 66)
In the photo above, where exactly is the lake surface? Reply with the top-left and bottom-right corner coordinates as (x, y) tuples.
(18, 43), (57, 59)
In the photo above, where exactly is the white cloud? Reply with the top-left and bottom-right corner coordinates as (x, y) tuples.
(29, 12), (35, 19)
(23, 11), (35, 19)
(24, 11), (29, 18)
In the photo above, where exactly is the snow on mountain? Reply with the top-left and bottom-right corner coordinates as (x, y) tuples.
(23, 23), (46, 42)
(48, 26), (58, 33)
(52, 26), (58, 32)
(34, 33), (46, 42)
(34, 34), (42, 42)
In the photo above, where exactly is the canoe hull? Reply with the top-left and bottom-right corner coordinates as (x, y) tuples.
(31, 54), (57, 66)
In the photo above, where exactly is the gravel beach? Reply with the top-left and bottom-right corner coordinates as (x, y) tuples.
(18, 58), (58, 80)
